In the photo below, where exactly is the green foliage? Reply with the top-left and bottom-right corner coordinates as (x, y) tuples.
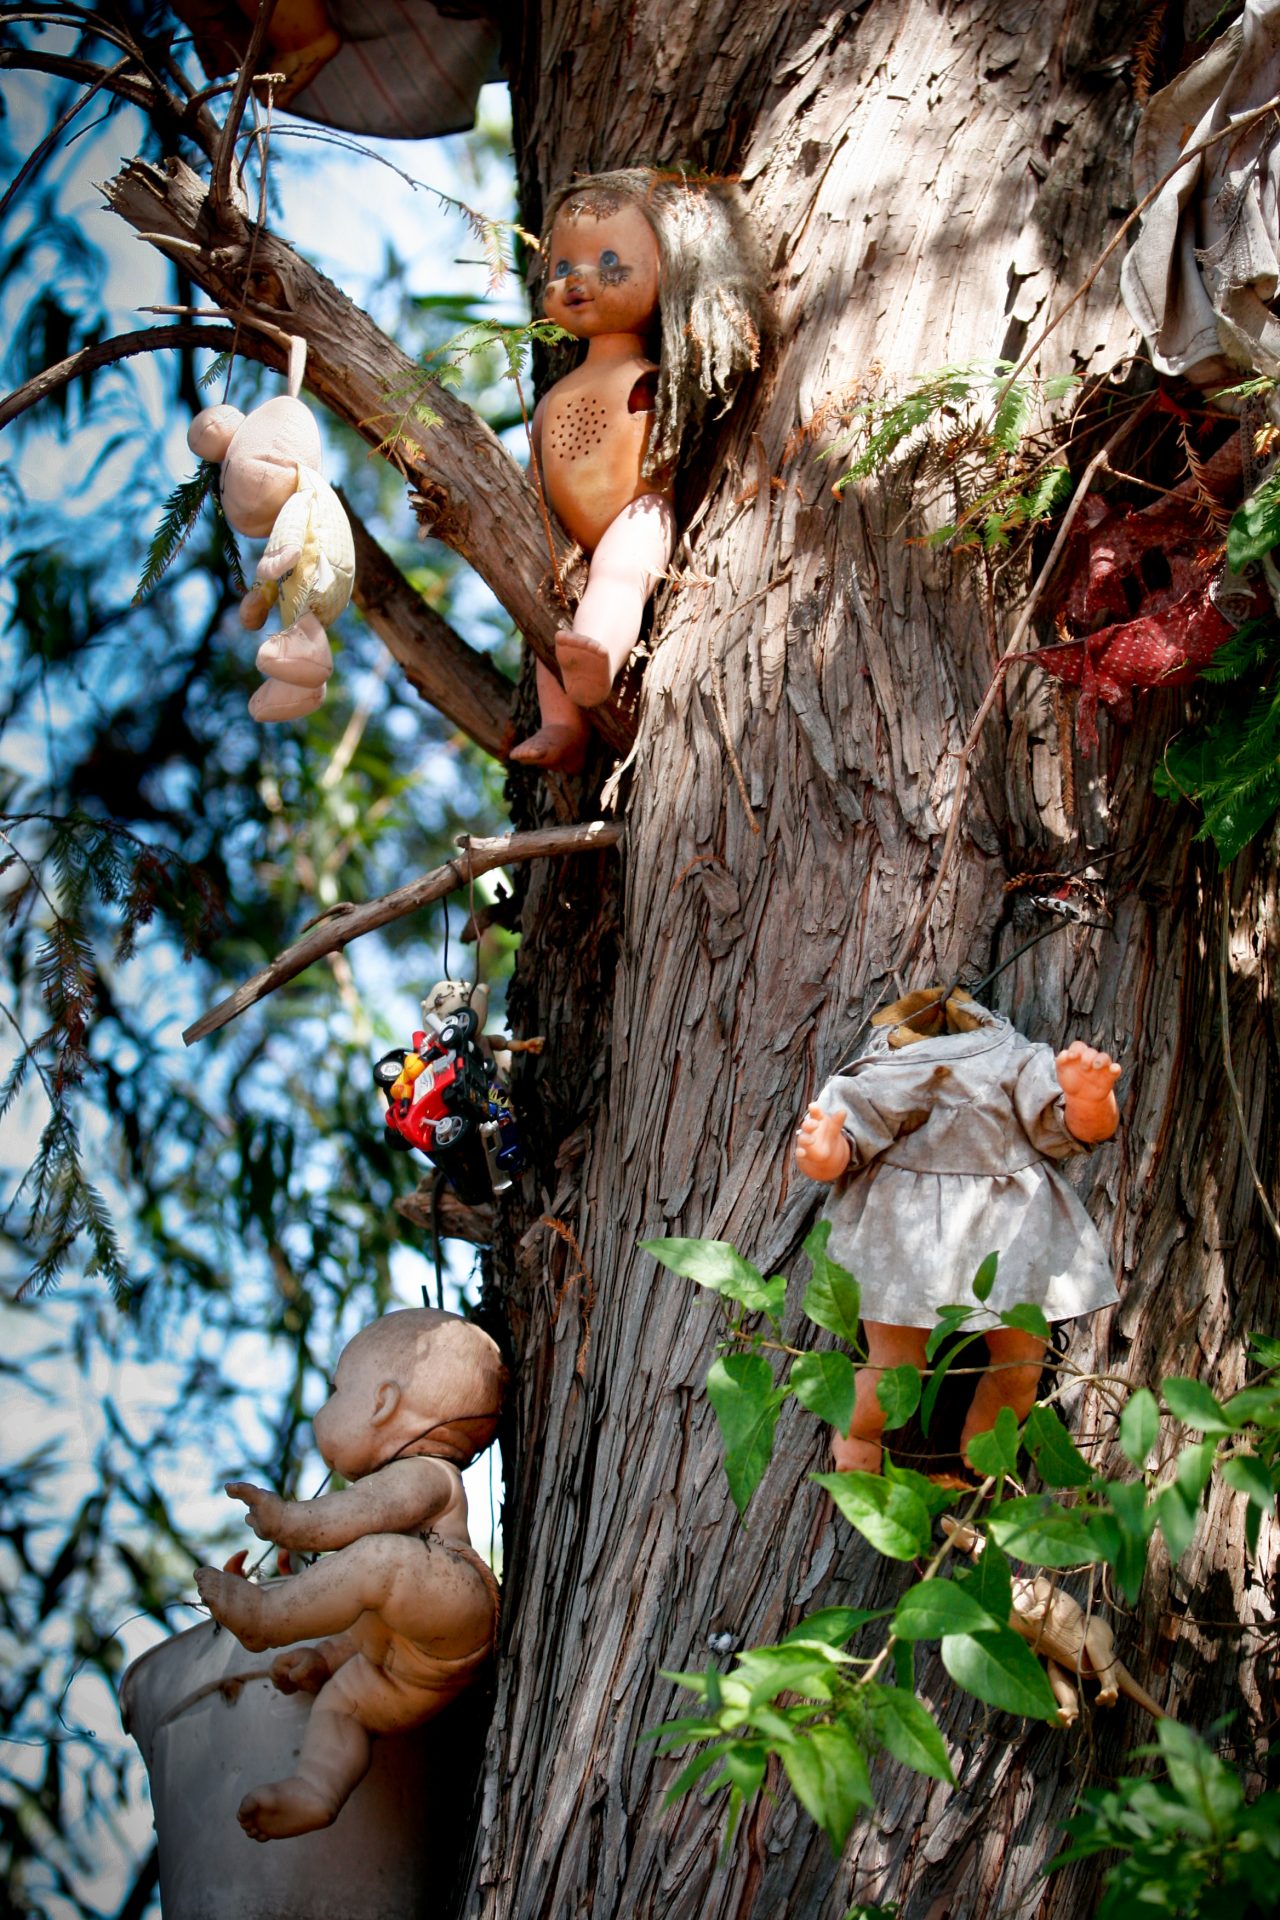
(134, 464), (247, 602)
(1051, 1722), (1280, 1919)
(829, 360), (1081, 553)
(652, 1231), (1280, 1870)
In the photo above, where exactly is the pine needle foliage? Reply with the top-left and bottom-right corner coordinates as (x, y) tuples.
(1153, 620), (1280, 863)
(134, 465), (246, 603)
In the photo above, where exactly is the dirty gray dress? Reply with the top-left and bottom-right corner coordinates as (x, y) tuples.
(814, 1008), (1118, 1327)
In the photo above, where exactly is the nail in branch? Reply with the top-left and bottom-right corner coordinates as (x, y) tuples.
(183, 822), (624, 1045)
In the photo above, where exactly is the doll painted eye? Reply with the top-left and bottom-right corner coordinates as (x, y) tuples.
(599, 249), (619, 268)
(553, 259), (570, 278)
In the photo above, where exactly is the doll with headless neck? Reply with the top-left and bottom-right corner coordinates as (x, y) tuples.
(195, 1309), (506, 1841)
(510, 169), (761, 772)
(795, 989), (1121, 1478)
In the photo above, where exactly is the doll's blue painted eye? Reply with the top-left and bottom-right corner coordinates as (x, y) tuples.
(553, 259), (570, 278)
(600, 249), (619, 268)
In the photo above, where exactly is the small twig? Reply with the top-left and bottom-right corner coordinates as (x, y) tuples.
(993, 92), (1280, 412)
(891, 395), (1156, 976)
(1219, 873), (1280, 1248)
(183, 822), (623, 1044)
(209, 0), (277, 223)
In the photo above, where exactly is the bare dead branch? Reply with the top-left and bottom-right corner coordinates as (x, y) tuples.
(342, 495), (515, 761)
(0, 323), (246, 431)
(209, 0), (278, 221)
(183, 822), (624, 1044)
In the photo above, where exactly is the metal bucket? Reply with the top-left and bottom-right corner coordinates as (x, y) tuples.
(121, 1617), (437, 1920)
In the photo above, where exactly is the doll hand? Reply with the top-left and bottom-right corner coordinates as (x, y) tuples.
(270, 1647), (332, 1695)
(226, 1481), (289, 1544)
(1055, 1043), (1121, 1143)
(795, 1104), (852, 1182)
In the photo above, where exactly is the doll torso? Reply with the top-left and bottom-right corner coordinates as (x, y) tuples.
(539, 355), (666, 553)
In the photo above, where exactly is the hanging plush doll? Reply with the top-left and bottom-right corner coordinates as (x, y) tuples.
(187, 337), (354, 722)
(795, 989), (1121, 1476)
(509, 168), (762, 772)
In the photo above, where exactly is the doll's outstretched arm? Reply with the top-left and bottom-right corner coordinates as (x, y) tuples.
(795, 1103), (852, 1182)
(1055, 1042), (1121, 1143)
(225, 1458), (455, 1553)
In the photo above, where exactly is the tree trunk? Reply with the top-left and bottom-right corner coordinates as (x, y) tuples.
(476, 4), (1279, 1918)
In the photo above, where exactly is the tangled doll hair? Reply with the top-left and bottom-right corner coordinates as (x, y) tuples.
(536, 167), (763, 481)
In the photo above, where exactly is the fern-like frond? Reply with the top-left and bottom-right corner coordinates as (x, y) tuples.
(133, 465), (218, 604)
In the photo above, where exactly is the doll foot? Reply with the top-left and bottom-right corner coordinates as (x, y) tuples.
(195, 1567), (269, 1650)
(248, 678), (327, 723)
(555, 631), (619, 707)
(238, 1777), (336, 1842)
(509, 723), (587, 773)
(270, 1647), (330, 1695)
(255, 627), (333, 689)
(830, 1434), (882, 1475)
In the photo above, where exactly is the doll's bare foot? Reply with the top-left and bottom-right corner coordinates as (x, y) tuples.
(509, 722), (587, 773)
(195, 1567), (270, 1650)
(256, 622), (333, 688)
(270, 1647), (331, 1695)
(238, 1777), (336, 1842)
(555, 631), (618, 707)
(248, 678), (326, 723)
(831, 1432), (882, 1475)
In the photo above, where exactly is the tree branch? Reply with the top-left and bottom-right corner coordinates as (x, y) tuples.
(101, 155), (635, 754)
(341, 492), (515, 762)
(0, 324), (245, 430)
(183, 822), (624, 1044)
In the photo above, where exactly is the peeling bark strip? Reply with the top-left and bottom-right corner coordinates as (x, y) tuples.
(182, 823), (623, 1043)
(101, 158), (634, 754)
(481, 4), (1279, 1920)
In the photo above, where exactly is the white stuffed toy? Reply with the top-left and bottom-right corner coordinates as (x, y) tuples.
(187, 340), (354, 722)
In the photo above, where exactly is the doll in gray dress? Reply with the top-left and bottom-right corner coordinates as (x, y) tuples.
(795, 989), (1120, 1475)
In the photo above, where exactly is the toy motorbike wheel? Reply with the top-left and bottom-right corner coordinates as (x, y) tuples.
(438, 1008), (479, 1051)
(374, 1049), (407, 1093)
(433, 1114), (470, 1149)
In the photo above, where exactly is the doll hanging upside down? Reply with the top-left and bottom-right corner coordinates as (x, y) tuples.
(795, 989), (1121, 1476)
(510, 170), (762, 773)
(194, 1309), (506, 1841)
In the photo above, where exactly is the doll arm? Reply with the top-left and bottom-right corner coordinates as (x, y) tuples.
(225, 1458), (454, 1552)
(795, 1104), (851, 1181)
(270, 1632), (358, 1695)
(1055, 1042), (1121, 1144)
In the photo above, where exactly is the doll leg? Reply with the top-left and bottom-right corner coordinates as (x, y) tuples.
(959, 1326), (1047, 1467)
(555, 493), (675, 707)
(256, 612), (334, 688)
(509, 657), (590, 771)
(832, 1322), (930, 1475)
(237, 1655), (383, 1841)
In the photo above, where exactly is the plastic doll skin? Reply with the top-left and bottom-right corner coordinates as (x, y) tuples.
(194, 1311), (504, 1841)
(510, 199), (676, 771)
(795, 1042), (1120, 1474)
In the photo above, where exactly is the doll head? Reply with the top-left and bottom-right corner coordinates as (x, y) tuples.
(421, 979), (490, 1031)
(871, 987), (984, 1048)
(313, 1308), (507, 1478)
(537, 168), (762, 480)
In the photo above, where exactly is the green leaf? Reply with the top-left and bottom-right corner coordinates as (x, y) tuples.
(780, 1721), (874, 1852)
(1118, 1387), (1160, 1468)
(720, 1740), (768, 1799)
(955, 1537), (1013, 1622)
(801, 1220), (862, 1344)
(1154, 1484), (1198, 1563)
(925, 1304), (978, 1363)
(1223, 1385), (1280, 1426)
(883, 1455), (959, 1517)
(997, 1302), (1051, 1340)
(920, 1327), (986, 1434)
(663, 1742), (731, 1804)
(867, 1685), (956, 1783)
(1090, 1478), (1153, 1603)
(893, 1637), (914, 1690)
(1175, 1438), (1217, 1504)
(1227, 466), (1280, 569)
(735, 1644), (847, 1707)
(941, 1625), (1062, 1722)
(971, 1251), (999, 1302)
(706, 1354), (787, 1513)
(641, 1236), (784, 1321)
(1024, 1404), (1094, 1487)
(790, 1351), (856, 1434)
(876, 1364), (921, 1431)
(815, 1470), (933, 1560)
(1162, 1376), (1238, 1433)
(966, 1405), (1020, 1479)
(1222, 1454), (1277, 1510)
(784, 1606), (889, 1647)
(893, 1578), (1003, 1640)
(986, 1495), (1101, 1567)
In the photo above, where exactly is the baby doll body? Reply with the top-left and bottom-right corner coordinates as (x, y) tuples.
(195, 1309), (506, 1842)
(511, 194), (676, 771)
(795, 993), (1120, 1475)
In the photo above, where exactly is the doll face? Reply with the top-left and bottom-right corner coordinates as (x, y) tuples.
(542, 201), (660, 340)
(312, 1340), (398, 1480)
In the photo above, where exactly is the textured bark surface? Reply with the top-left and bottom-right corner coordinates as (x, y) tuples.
(477, 5), (1279, 1919)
